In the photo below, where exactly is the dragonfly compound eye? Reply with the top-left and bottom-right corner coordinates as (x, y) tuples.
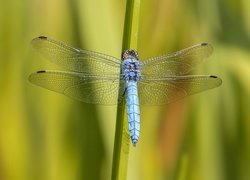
(122, 50), (139, 60)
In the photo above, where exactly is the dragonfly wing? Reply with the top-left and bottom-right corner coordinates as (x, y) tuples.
(138, 75), (222, 105)
(141, 43), (213, 76)
(29, 70), (125, 105)
(31, 36), (121, 74)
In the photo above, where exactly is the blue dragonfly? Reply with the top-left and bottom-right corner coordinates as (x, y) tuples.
(29, 36), (222, 146)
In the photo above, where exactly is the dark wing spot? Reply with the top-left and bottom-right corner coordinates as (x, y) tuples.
(201, 42), (208, 46)
(37, 70), (46, 73)
(210, 75), (218, 78)
(38, 36), (48, 40)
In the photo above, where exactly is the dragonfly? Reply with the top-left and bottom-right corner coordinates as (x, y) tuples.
(29, 36), (222, 146)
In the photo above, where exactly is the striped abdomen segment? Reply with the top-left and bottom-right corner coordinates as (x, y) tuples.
(126, 81), (140, 146)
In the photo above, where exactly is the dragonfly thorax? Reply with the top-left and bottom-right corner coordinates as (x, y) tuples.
(122, 57), (141, 81)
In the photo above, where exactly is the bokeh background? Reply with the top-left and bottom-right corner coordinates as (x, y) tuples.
(0, 0), (249, 180)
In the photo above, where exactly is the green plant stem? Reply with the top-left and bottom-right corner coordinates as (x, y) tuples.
(111, 0), (140, 179)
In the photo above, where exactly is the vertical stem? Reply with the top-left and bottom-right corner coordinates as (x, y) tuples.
(111, 0), (140, 179)
(122, 0), (140, 50)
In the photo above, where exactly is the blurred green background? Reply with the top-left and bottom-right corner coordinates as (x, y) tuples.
(0, 0), (249, 180)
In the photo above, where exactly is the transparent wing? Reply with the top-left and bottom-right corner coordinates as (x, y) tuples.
(139, 75), (222, 105)
(29, 70), (125, 105)
(31, 36), (121, 74)
(141, 43), (213, 76)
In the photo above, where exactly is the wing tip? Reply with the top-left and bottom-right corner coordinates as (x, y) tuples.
(31, 36), (49, 46)
(28, 73), (35, 83)
(200, 42), (214, 56)
(209, 75), (223, 86)
(28, 70), (47, 83)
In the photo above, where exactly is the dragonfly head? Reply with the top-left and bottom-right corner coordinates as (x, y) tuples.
(122, 50), (139, 60)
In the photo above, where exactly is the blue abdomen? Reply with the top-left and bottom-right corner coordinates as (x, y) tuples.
(126, 81), (140, 146)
